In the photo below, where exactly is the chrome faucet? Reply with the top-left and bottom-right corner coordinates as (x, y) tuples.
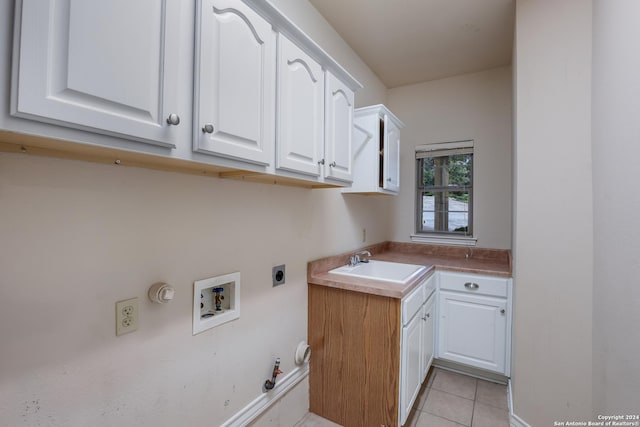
(349, 250), (372, 267)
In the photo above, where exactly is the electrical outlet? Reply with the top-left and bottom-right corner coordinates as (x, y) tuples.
(272, 265), (285, 287)
(116, 298), (138, 336)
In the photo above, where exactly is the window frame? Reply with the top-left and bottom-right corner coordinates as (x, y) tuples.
(414, 142), (474, 239)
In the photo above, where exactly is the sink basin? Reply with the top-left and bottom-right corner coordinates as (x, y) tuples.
(329, 260), (426, 284)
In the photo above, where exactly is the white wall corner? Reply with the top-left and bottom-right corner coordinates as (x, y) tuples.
(508, 380), (531, 427)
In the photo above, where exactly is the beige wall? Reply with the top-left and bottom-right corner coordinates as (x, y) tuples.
(591, 0), (640, 415)
(0, 157), (392, 427)
(0, 1), (390, 426)
(512, 0), (594, 424)
(387, 67), (513, 249)
(8, 1), (639, 424)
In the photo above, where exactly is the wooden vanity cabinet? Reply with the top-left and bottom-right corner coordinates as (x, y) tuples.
(308, 284), (401, 427)
(309, 274), (436, 427)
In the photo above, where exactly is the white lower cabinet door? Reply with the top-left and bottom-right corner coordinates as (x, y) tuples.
(421, 295), (435, 381)
(400, 311), (422, 426)
(195, 0), (276, 165)
(438, 292), (507, 374)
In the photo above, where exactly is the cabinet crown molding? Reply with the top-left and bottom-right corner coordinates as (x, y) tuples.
(241, 0), (362, 92)
(354, 104), (405, 128)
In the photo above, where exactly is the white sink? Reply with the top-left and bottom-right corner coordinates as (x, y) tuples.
(329, 260), (426, 284)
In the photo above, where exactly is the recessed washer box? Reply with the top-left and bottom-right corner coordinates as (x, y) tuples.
(193, 272), (240, 335)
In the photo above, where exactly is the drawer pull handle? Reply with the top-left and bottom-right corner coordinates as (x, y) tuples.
(464, 282), (479, 290)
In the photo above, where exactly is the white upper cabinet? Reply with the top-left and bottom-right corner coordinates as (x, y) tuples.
(343, 104), (404, 195)
(324, 72), (354, 183)
(276, 34), (325, 177)
(383, 115), (401, 192)
(194, 0), (275, 165)
(12, 0), (186, 148)
(5, 0), (363, 188)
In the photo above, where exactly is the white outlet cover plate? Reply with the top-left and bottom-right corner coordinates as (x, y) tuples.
(116, 297), (138, 336)
(193, 272), (240, 335)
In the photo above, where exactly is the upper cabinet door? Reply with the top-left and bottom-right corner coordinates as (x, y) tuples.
(324, 72), (354, 183)
(194, 0), (275, 165)
(277, 35), (324, 177)
(12, 0), (184, 148)
(383, 115), (401, 192)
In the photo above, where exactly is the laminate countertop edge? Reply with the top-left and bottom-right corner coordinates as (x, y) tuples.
(307, 242), (512, 299)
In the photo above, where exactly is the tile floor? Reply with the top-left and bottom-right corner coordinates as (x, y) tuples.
(296, 367), (509, 427)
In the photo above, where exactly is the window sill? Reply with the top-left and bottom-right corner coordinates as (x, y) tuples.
(410, 234), (477, 247)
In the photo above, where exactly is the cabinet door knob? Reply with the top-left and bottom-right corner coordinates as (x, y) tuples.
(202, 123), (215, 134)
(387, 178), (392, 182)
(318, 159), (325, 165)
(426, 313), (430, 318)
(500, 309), (506, 315)
(329, 161), (336, 167)
(166, 113), (180, 125)
(464, 282), (479, 290)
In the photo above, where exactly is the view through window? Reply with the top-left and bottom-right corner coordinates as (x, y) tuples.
(416, 148), (473, 236)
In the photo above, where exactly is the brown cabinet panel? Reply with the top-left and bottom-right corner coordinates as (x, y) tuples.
(309, 284), (401, 426)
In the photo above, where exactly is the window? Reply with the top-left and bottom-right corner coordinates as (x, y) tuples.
(416, 142), (473, 237)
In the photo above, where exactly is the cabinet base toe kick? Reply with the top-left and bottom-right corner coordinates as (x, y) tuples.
(431, 359), (510, 385)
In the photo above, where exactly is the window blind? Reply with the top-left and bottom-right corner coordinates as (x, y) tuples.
(415, 140), (474, 159)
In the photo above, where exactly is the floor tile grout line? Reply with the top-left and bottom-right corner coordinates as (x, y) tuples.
(470, 379), (478, 427)
(430, 384), (478, 401)
(418, 411), (468, 427)
(475, 383), (510, 411)
(422, 386), (476, 404)
(420, 406), (471, 427)
(420, 388), (474, 426)
(430, 370), (479, 402)
(474, 398), (510, 412)
(415, 368), (510, 427)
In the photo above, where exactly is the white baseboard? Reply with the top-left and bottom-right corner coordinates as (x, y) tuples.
(507, 379), (531, 427)
(220, 365), (310, 427)
(510, 413), (531, 427)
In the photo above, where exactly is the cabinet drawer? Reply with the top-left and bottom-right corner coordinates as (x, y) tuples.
(439, 272), (509, 298)
(402, 281), (425, 325)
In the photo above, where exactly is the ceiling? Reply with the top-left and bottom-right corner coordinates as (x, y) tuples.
(308, 0), (515, 88)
